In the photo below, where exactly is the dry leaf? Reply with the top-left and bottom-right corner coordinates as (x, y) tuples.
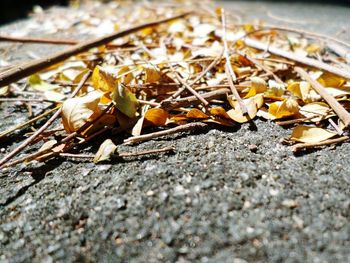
(144, 108), (168, 126)
(94, 139), (117, 163)
(268, 98), (299, 120)
(299, 102), (333, 122)
(227, 94), (264, 123)
(61, 91), (101, 133)
(290, 125), (337, 143)
(186, 108), (209, 119)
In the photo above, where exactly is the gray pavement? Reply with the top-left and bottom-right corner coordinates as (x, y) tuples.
(0, 1), (349, 262)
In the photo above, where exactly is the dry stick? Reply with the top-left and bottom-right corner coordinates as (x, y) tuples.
(237, 51), (284, 84)
(161, 88), (229, 110)
(172, 71), (209, 106)
(0, 106), (59, 139)
(124, 122), (207, 144)
(0, 71), (91, 169)
(245, 38), (350, 80)
(0, 12), (191, 87)
(295, 67), (350, 129)
(221, 9), (247, 114)
(0, 35), (78, 45)
(292, 136), (350, 152)
(164, 53), (223, 102)
(2, 103), (113, 168)
(0, 98), (55, 103)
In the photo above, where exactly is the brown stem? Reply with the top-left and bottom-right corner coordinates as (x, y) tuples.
(245, 38), (350, 80)
(0, 35), (78, 45)
(221, 9), (247, 114)
(124, 122), (207, 144)
(292, 136), (350, 152)
(161, 88), (229, 110)
(0, 12), (191, 87)
(0, 71), (91, 169)
(295, 67), (350, 129)
(0, 106), (59, 139)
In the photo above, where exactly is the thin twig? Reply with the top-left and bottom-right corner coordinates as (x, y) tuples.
(161, 88), (229, 109)
(245, 38), (350, 80)
(0, 106), (59, 139)
(0, 12), (191, 87)
(295, 67), (350, 129)
(0, 71), (91, 169)
(292, 136), (349, 152)
(221, 8), (247, 114)
(124, 122), (207, 144)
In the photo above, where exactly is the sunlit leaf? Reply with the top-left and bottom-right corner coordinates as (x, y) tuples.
(144, 108), (168, 126)
(186, 108), (209, 119)
(94, 139), (117, 163)
(28, 74), (60, 92)
(268, 98), (299, 120)
(290, 125), (337, 143)
(299, 102), (333, 122)
(227, 94), (264, 123)
(244, 77), (267, 98)
(61, 91), (101, 133)
(112, 83), (138, 118)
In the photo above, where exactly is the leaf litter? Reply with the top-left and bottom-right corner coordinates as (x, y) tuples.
(1, 0), (350, 168)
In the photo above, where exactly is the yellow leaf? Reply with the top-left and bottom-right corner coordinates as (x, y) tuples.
(92, 66), (115, 93)
(94, 139), (117, 163)
(61, 91), (101, 133)
(186, 109), (209, 119)
(144, 66), (161, 83)
(0, 86), (9, 97)
(112, 83), (138, 118)
(28, 74), (60, 92)
(318, 72), (345, 88)
(299, 102), (333, 122)
(306, 43), (321, 53)
(144, 108), (168, 126)
(227, 94), (264, 123)
(268, 98), (299, 119)
(244, 77), (267, 98)
(209, 107), (230, 119)
(290, 126), (337, 143)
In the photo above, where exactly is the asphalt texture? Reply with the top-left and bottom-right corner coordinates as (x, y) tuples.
(0, 1), (350, 262)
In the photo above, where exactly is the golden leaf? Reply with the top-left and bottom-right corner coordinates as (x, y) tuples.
(244, 77), (267, 98)
(268, 98), (299, 120)
(144, 108), (168, 126)
(186, 109), (209, 119)
(227, 94), (264, 123)
(61, 91), (101, 133)
(299, 102), (333, 122)
(92, 66), (116, 93)
(290, 126), (337, 143)
(112, 83), (139, 118)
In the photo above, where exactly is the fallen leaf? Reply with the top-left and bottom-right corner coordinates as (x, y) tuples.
(299, 102), (333, 122)
(290, 125), (337, 143)
(61, 91), (102, 133)
(144, 108), (168, 126)
(94, 139), (117, 163)
(186, 108), (209, 119)
(268, 98), (299, 120)
(227, 94), (264, 123)
(112, 83), (139, 118)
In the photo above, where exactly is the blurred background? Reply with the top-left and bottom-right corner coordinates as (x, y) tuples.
(1, 0), (350, 25)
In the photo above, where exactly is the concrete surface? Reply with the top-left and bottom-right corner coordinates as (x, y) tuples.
(0, 1), (349, 262)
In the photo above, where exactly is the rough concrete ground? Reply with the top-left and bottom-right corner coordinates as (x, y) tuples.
(0, 1), (350, 262)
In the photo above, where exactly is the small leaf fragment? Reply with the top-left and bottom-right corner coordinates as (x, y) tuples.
(186, 109), (209, 119)
(94, 139), (117, 163)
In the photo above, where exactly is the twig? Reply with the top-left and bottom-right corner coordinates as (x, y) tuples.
(172, 71), (209, 106)
(124, 122), (207, 144)
(0, 71), (91, 169)
(276, 116), (314, 126)
(0, 35), (77, 45)
(0, 106), (59, 139)
(237, 51), (284, 84)
(161, 88), (229, 109)
(221, 9), (247, 114)
(245, 38), (350, 80)
(295, 67), (350, 129)
(0, 12), (191, 87)
(0, 98), (55, 103)
(292, 136), (350, 152)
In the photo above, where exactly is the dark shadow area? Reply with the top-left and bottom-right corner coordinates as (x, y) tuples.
(0, 0), (68, 25)
(227, 0), (350, 5)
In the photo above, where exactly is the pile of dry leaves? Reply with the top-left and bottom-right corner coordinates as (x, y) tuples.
(1, 0), (350, 168)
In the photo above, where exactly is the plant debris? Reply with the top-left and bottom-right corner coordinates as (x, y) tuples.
(1, 0), (350, 168)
